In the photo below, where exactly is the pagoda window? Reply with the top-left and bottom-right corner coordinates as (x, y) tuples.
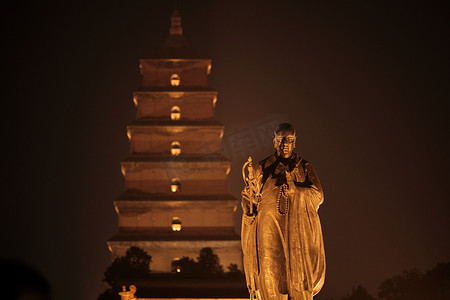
(170, 178), (180, 193)
(170, 74), (180, 86)
(171, 141), (181, 156)
(171, 106), (181, 120)
(171, 217), (182, 231)
(172, 258), (182, 273)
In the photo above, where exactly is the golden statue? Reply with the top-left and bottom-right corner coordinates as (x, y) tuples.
(241, 123), (325, 300)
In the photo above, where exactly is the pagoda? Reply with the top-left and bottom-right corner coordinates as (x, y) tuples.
(107, 10), (242, 287)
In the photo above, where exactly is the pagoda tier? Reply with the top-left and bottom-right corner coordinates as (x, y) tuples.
(114, 198), (236, 234)
(108, 239), (241, 274)
(115, 198), (237, 228)
(127, 121), (223, 154)
(140, 59), (211, 88)
(109, 197), (241, 272)
(133, 91), (217, 120)
(121, 157), (230, 195)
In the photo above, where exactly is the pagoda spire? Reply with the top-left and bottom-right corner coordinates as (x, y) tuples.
(169, 10), (183, 35)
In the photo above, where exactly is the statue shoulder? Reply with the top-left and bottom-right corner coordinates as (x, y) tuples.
(255, 154), (275, 177)
(299, 159), (309, 168)
(301, 159), (319, 175)
(298, 158), (322, 179)
(259, 154), (276, 169)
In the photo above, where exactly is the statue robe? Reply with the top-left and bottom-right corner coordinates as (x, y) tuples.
(241, 153), (325, 300)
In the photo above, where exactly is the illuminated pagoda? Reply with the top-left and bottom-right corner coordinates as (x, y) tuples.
(107, 10), (245, 297)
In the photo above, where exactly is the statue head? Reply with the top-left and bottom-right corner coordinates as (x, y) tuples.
(273, 123), (296, 158)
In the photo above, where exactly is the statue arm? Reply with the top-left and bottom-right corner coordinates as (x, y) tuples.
(305, 163), (324, 210)
(241, 187), (254, 216)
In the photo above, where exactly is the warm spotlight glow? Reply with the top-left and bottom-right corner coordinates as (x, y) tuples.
(172, 258), (182, 273)
(126, 129), (131, 140)
(169, 92), (184, 99)
(220, 129), (224, 139)
(171, 217), (182, 231)
(133, 96), (138, 107)
(170, 74), (180, 86)
(207, 64), (212, 75)
(226, 167), (231, 175)
(171, 141), (181, 156)
(213, 96), (217, 107)
(171, 106), (181, 120)
(170, 178), (180, 192)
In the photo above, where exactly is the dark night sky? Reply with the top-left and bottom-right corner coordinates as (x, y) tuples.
(2, 1), (449, 300)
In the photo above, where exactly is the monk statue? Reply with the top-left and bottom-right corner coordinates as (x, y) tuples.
(241, 123), (325, 300)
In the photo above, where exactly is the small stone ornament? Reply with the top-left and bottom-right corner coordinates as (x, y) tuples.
(119, 285), (137, 300)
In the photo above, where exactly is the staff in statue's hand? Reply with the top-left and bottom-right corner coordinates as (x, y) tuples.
(242, 157), (261, 215)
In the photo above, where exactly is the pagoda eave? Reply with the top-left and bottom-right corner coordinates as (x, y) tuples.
(136, 86), (216, 92)
(127, 119), (223, 127)
(108, 233), (241, 243)
(116, 192), (237, 202)
(122, 154), (230, 163)
(114, 199), (238, 216)
(133, 90), (217, 96)
(121, 159), (230, 171)
(140, 58), (211, 63)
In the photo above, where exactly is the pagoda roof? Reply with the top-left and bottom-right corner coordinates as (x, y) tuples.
(114, 195), (238, 216)
(116, 191), (236, 202)
(147, 35), (208, 59)
(108, 227), (240, 242)
(146, 10), (209, 60)
(136, 86), (216, 92)
(122, 153), (229, 163)
(127, 118), (223, 127)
